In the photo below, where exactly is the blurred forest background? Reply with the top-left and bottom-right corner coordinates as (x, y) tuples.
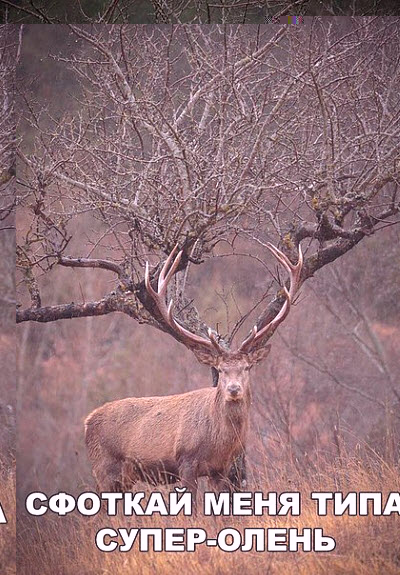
(0, 23), (17, 575)
(0, 23), (15, 470)
(0, 209), (14, 470)
(0, 0), (400, 24)
(2, 0), (400, 23)
(16, 22), (400, 500)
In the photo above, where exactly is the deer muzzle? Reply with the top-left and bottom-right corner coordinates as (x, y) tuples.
(226, 383), (243, 400)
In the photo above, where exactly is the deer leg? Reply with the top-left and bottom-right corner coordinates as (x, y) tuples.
(94, 458), (123, 492)
(178, 460), (199, 513)
(228, 451), (247, 491)
(207, 473), (232, 515)
(212, 475), (232, 492)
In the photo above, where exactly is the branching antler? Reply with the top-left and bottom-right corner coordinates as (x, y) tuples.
(145, 243), (303, 362)
(239, 243), (303, 353)
(145, 245), (226, 355)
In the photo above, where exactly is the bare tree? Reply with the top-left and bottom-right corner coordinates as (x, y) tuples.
(0, 24), (19, 233)
(17, 21), (400, 342)
(1, 0), (400, 24)
(0, 24), (20, 466)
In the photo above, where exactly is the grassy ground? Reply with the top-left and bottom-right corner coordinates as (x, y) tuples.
(0, 463), (16, 575)
(17, 451), (400, 575)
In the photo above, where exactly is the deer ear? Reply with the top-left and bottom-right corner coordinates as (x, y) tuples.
(193, 349), (219, 367)
(247, 345), (271, 365)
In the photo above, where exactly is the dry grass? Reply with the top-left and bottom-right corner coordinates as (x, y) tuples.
(17, 450), (400, 575)
(0, 463), (16, 575)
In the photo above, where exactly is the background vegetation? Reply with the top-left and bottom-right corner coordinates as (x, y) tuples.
(0, 22), (17, 575)
(2, 0), (400, 24)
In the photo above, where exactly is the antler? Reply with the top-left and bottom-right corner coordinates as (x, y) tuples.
(145, 245), (225, 355)
(238, 243), (303, 353)
(145, 242), (302, 359)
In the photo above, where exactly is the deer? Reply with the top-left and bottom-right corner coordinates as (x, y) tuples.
(85, 242), (303, 506)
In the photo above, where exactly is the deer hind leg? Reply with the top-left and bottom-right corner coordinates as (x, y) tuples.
(94, 458), (123, 492)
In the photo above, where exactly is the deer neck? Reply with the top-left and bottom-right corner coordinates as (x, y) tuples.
(214, 386), (251, 430)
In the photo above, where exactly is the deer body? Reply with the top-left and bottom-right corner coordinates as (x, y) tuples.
(85, 357), (254, 497)
(85, 243), (303, 501)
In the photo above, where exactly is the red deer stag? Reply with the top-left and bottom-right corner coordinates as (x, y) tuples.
(85, 243), (303, 502)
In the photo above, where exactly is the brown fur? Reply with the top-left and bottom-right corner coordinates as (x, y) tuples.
(85, 352), (269, 501)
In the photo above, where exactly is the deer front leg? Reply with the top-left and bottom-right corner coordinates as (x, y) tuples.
(210, 472), (233, 493)
(228, 451), (247, 491)
(207, 472), (234, 515)
(178, 460), (199, 514)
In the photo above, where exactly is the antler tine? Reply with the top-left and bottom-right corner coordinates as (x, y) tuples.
(267, 242), (303, 289)
(145, 247), (226, 355)
(145, 245), (182, 299)
(238, 243), (302, 353)
(266, 243), (303, 295)
(237, 325), (258, 352)
(266, 242), (292, 269)
(239, 287), (291, 352)
(207, 328), (226, 352)
(145, 261), (157, 298)
(158, 244), (181, 291)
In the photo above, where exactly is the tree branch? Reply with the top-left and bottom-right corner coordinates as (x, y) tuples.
(16, 293), (141, 323)
(58, 256), (131, 286)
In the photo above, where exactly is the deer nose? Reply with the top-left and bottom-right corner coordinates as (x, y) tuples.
(227, 383), (242, 397)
